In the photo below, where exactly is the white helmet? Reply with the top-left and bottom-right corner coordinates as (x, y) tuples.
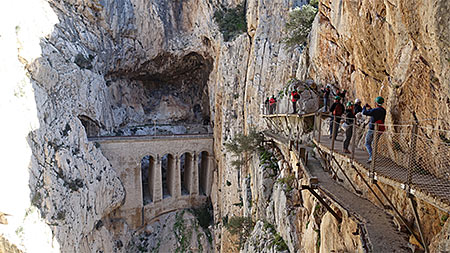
(355, 98), (361, 104)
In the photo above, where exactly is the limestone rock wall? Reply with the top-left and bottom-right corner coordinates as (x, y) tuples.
(2, 0), (449, 252)
(303, 0), (450, 129)
(2, 0), (303, 251)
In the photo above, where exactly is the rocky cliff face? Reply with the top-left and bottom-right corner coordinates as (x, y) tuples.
(304, 0), (450, 129)
(1, 0), (448, 252)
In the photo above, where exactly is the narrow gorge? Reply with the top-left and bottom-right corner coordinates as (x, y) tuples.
(0, 0), (449, 252)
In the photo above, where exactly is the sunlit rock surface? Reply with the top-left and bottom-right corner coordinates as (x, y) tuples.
(1, 0), (448, 252)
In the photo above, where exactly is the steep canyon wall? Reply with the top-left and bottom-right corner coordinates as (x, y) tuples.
(0, 0), (448, 252)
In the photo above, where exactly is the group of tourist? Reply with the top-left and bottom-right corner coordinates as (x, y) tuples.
(264, 88), (302, 115)
(326, 90), (386, 163)
(264, 96), (278, 114)
(264, 82), (386, 163)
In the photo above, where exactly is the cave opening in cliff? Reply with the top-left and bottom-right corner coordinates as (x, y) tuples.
(106, 52), (213, 136)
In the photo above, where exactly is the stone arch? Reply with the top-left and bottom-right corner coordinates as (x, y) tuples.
(161, 153), (175, 198)
(180, 152), (193, 195)
(198, 151), (210, 196)
(141, 155), (156, 205)
(78, 115), (100, 137)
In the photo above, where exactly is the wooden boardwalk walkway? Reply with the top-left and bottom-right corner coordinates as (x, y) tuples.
(315, 135), (450, 210)
(264, 131), (410, 252)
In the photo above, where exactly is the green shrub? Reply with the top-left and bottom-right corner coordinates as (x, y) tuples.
(282, 3), (318, 49)
(214, 3), (247, 41)
(263, 221), (288, 251)
(190, 205), (213, 243)
(273, 233), (289, 251)
(225, 129), (263, 170)
(224, 216), (255, 249)
(225, 129), (263, 154)
(259, 149), (279, 173)
(277, 175), (296, 192)
(309, 0), (319, 8)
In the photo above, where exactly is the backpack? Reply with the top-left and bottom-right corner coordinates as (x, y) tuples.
(333, 103), (344, 116)
(375, 119), (386, 132)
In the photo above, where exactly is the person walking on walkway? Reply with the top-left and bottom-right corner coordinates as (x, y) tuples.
(321, 85), (331, 112)
(337, 89), (347, 103)
(269, 95), (277, 114)
(343, 102), (355, 153)
(363, 96), (386, 163)
(291, 89), (300, 113)
(264, 97), (270, 114)
(354, 98), (363, 114)
(329, 96), (344, 139)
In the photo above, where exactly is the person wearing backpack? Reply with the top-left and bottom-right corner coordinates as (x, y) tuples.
(291, 89), (300, 113)
(329, 96), (344, 139)
(343, 102), (355, 153)
(363, 96), (386, 163)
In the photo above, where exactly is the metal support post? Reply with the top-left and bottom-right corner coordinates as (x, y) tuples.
(373, 182), (425, 250)
(330, 154), (362, 194)
(318, 115), (322, 143)
(370, 123), (379, 182)
(408, 194), (428, 253)
(302, 186), (342, 223)
(407, 123), (418, 189)
(317, 148), (341, 181)
(351, 164), (386, 207)
(351, 122), (357, 161)
(331, 115), (336, 153)
(313, 113), (317, 140)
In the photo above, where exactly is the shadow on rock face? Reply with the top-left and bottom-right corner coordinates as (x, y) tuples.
(106, 52), (213, 128)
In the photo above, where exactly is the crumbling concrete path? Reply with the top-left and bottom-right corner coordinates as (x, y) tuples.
(307, 156), (411, 252)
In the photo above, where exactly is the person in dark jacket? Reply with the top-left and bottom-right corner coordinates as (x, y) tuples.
(321, 85), (331, 112)
(264, 97), (270, 114)
(363, 96), (386, 163)
(343, 102), (355, 153)
(337, 89), (347, 102)
(291, 89), (300, 113)
(329, 96), (344, 139)
(354, 98), (363, 114)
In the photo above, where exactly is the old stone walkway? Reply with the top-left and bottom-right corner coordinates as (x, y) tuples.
(306, 154), (410, 252)
(264, 131), (411, 252)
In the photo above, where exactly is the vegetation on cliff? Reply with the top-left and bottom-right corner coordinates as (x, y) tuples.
(223, 216), (255, 249)
(283, 1), (318, 49)
(225, 129), (263, 169)
(214, 3), (247, 41)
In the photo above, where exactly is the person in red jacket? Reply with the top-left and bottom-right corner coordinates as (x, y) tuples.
(269, 95), (277, 114)
(329, 96), (344, 139)
(291, 89), (300, 113)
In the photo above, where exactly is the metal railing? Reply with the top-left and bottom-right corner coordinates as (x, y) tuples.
(263, 112), (449, 252)
(314, 113), (450, 207)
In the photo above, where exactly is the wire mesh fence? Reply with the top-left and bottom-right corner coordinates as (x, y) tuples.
(312, 113), (450, 205)
(375, 126), (450, 202)
(367, 124), (450, 205)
